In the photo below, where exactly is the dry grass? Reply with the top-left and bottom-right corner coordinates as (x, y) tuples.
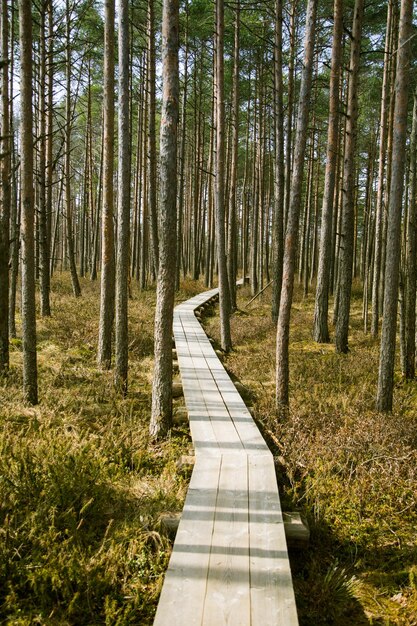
(0, 274), (205, 625)
(4, 275), (417, 625)
(206, 282), (417, 626)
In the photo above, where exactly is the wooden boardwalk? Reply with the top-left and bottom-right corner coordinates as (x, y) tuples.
(154, 286), (299, 626)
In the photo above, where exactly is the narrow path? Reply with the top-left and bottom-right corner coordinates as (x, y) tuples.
(154, 286), (298, 626)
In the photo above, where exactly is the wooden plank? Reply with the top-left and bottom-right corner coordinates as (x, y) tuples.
(192, 331), (268, 453)
(182, 322), (245, 454)
(154, 456), (222, 626)
(202, 453), (251, 625)
(248, 454), (299, 626)
(156, 284), (299, 626)
(174, 319), (220, 454)
(176, 316), (221, 455)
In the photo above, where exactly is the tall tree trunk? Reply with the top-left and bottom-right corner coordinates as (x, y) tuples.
(46, 0), (53, 277)
(19, 0), (38, 404)
(38, 2), (50, 316)
(214, 0), (232, 352)
(250, 71), (259, 297)
(380, 6), (399, 321)
(284, 0), (297, 230)
(176, 1), (188, 289)
(115, 0), (131, 393)
(147, 0), (159, 279)
(140, 72), (149, 289)
(312, 0), (343, 342)
(227, 1), (240, 311)
(242, 92), (251, 286)
(90, 124), (104, 281)
(300, 132), (314, 290)
(276, 0), (317, 411)
(403, 86), (417, 379)
(132, 81), (143, 281)
(98, 0), (116, 368)
(65, 0), (81, 297)
(8, 0), (18, 339)
(310, 139), (321, 285)
(0, 0), (10, 370)
(335, 0), (364, 353)
(271, 0), (285, 323)
(150, 0), (179, 438)
(205, 114), (215, 287)
(376, 0), (413, 411)
(371, 0), (395, 337)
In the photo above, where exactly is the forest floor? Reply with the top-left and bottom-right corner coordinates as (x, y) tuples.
(1, 275), (417, 625)
(206, 282), (417, 626)
(0, 274), (203, 625)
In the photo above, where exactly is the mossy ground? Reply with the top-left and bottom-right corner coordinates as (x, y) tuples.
(0, 274), (204, 625)
(3, 276), (417, 625)
(205, 282), (417, 626)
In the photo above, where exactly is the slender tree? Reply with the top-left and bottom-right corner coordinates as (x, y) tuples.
(312, 0), (343, 342)
(276, 0), (317, 411)
(176, 1), (189, 290)
(227, 1), (240, 311)
(150, 0), (179, 438)
(38, 2), (50, 316)
(271, 0), (284, 324)
(115, 0), (131, 393)
(0, 0), (10, 371)
(402, 85), (417, 379)
(97, 0), (115, 369)
(376, 0), (413, 411)
(46, 0), (53, 278)
(64, 0), (81, 298)
(8, 0), (18, 340)
(335, 0), (364, 353)
(147, 0), (159, 278)
(371, 0), (395, 337)
(19, 0), (38, 404)
(214, 0), (232, 352)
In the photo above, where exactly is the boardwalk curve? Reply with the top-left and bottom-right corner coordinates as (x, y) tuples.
(154, 286), (299, 626)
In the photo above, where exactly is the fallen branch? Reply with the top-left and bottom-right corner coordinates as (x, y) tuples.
(244, 280), (273, 308)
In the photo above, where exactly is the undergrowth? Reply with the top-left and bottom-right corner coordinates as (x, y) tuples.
(4, 275), (417, 624)
(206, 282), (417, 626)
(0, 275), (205, 625)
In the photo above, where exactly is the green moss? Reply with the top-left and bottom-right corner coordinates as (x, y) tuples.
(217, 283), (417, 625)
(1, 275), (189, 625)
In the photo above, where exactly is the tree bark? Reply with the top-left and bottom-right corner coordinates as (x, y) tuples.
(271, 0), (284, 324)
(376, 0), (413, 411)
(97, 0), (115, 369)
(334, 0), (364, 353)
(371, 0), (394, 337)
(115, 0), (131, 393)
(150, 0), (179, 438)
(227, 1), (240, 311)
(147, 0), (159, 279)
(46, 0), (53, 278)
(284, 0), (297, 231)
(276, 0), (317, 411)
(19, 0), (38, 404)
(214, 0), (232, 352)
(8, 0), (18, 339)
(38, 2), (50, 316)
(312, 0), (343, 342)
(176, 2), (188, 289)
(0, 0), (10, 370)
(65, 0), (81, 298)
(402, 86), (417, 379)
